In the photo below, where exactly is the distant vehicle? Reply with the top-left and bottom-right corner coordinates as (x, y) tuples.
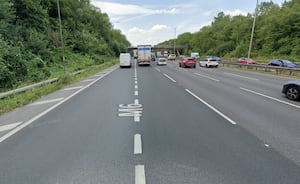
(151, 53), (156, 61)
(191, 52), (200, 60)
(199, 56), (219, 67)
(133, 49), (138, 59)
(179, 57), (196, 68)
(238, 57), (257, 64)
(163, 50), (169, 57)
(268, 59), (297, 68)
(282, 80), (300, 101)
(156, 51), (163, 57)
(137, 45), (151, 66)
(168, 54), (176, 60)
(156, 57), (167, 65)
(119, 53), (131, 68)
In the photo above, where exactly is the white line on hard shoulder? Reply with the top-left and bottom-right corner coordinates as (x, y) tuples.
(135, 165), (146, 184)
(185, 89), (237, 125)
(163, 73), (176, 83)
(62, 86), (84, 91)
(240, 87), (300, 109)
(29, 98), (64, 106)
(194, 73), (220, 82)
(0, 67), (118, 143)
(224, 72), (259, 81)
(134, 134), (142, 154)
(0, 122), (22, 132)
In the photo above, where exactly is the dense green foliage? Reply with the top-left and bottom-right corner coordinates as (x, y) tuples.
(0, 0), (130, 90)
(162, 0), (300, 61)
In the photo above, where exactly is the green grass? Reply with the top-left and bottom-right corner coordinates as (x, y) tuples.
(0, 59), (118, 116)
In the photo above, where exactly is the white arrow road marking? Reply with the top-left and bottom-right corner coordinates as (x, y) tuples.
(29, 98), (64, 106)
(0, 122), (22, 132)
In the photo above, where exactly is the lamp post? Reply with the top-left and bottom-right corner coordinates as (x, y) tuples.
(247, 0), (259, 58)
(173, 27), (176, 54)
(57, 0), (66, 74)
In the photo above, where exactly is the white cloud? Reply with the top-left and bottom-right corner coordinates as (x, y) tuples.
(224, 9), (248, 16)
(126, 24), (173, 46)
(91, 1), (178, 16)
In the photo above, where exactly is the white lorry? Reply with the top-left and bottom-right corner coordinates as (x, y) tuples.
(137, 45), (151, 66)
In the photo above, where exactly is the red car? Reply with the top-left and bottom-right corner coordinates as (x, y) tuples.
(238, 57), (257, 64)
(179, 57), (197, 68)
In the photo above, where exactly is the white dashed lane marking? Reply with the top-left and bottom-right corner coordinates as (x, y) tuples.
(135, 165), (146, 184)
(240, 87), (300, 109)
(194, 73), (220, 82)
(224, 72), (259, 81)
(134, 134), (142, 154)
(134, 91), (139, 96)
(163, 73), (176, 83)
(185, 89), (237, 125)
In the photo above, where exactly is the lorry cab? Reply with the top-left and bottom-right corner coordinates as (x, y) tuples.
(119, 53), (131, 68)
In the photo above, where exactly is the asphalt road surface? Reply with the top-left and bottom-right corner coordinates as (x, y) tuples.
(0, 60), (300, 184)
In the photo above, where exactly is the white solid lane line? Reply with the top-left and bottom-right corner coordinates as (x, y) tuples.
(163, 73), (176, 83)
(194, 73), (220, 82)
(224, 72), (259, 81)
(134, 134), (142, 154)
(29, 98), (64, 106)
(185, 89), (237, 125)
(0, 122), (22, 132)
(240, 87), (300, 109)
(62, 86), (84, 91)
(135, 165), (146, 184)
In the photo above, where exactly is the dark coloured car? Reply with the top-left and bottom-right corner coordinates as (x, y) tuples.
(282, 80), (300, 101)
(268, 59), (297, 68)
(179, 57), (196, 68)
(238, 57), (257, 64)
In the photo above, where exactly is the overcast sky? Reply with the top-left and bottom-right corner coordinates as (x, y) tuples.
(91, 0), (289, 46)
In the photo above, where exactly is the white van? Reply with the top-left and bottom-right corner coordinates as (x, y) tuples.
(119, 53), (131, 68)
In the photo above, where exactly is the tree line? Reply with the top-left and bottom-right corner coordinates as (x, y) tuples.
(0, 0), (130, 89)
(161, 0), (300, 61)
